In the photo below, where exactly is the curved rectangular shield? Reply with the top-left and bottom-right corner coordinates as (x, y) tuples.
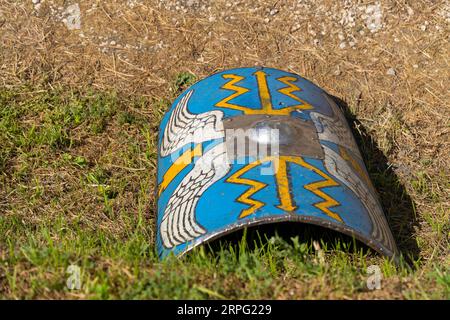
(156, 67), (398, 259)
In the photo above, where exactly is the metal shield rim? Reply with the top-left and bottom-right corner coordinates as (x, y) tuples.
(177, 214), (399, 262)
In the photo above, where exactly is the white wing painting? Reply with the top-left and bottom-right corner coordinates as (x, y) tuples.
(160, 143), (230, 248)
(321, 145), (395, 249)
(159, 90), (230, 248)
(310, 94), (362, 159)
(309, 94), (395, 249)
(160, 90), (225, 157)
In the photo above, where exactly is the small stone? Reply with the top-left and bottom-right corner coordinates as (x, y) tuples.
(62, 4), (82, 30)
(364, 3), (383, 33)
(339, 42), (346, 49)
(32, 0), (40, 4)
(291, 23), (300, 32)
(406, 6), (414, 16)
(387, 68), (396, 76)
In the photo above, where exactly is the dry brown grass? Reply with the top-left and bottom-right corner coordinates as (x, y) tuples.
(0, 0), (448, 299)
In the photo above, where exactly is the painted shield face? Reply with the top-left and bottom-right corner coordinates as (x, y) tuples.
(156, 67), (398, 259)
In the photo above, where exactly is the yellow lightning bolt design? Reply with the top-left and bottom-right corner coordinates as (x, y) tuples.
(215, 74), (251, 113)
(227, 155), (342, 222)
(216, 72), (314, 115)
(226, 158), (269, 218)
(216, 71), (340, 220)
(286, 156), (342, 222)
(277, 76), (313, 111)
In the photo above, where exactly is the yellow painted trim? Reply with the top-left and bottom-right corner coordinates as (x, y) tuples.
(339, 146), (371, 187)
(158, 144), (202, 196)
(254, 70), (272, 113)
(273, 157), (297, 212)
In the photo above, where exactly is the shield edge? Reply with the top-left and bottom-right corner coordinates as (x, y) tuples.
(168, 214), (400, 262)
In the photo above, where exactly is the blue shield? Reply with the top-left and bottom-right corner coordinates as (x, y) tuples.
(156, 67), (398, 259)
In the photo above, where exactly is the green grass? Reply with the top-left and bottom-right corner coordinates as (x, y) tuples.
(0, 213), (448, 299)
(0, 77), (448, 299)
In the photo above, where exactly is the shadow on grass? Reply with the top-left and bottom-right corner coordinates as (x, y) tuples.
(203, 222), (372, 257)
(332, 96), (420, 264)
